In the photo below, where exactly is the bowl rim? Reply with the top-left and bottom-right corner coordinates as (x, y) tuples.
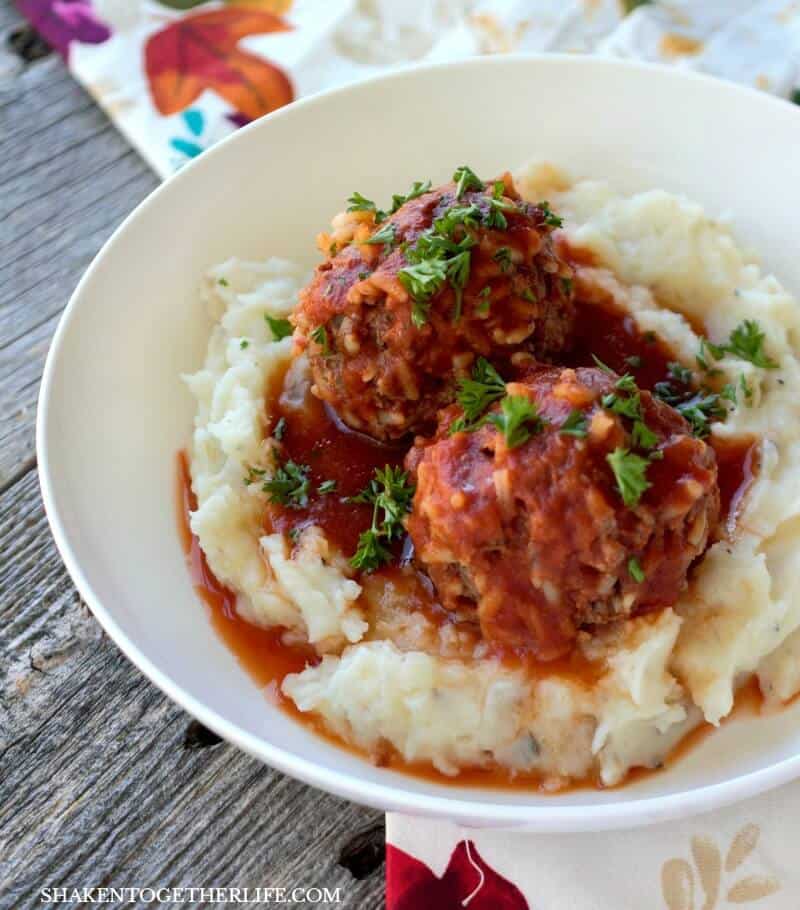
(36, 52), (800, 831)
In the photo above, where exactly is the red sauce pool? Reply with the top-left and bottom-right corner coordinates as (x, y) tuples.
(265, 389), (405, 557)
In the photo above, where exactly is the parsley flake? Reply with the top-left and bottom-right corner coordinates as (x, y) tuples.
(349, 466), (415, 572)
(628, 557), (646, 583)
(398, 259), (448, 325)
(560, 410), (589, 438)
(263, 460), (310, 509)
(453, 165), (484, 199)
(592, 354), (614, 374)
(311, 324), (332, 355)
(493, 247), (513, 273)
(265, 314), (293, 341)
(389, 180), (432, 215)
(607, 448), (651, 508)
(273, 417), (287, 441)
(347, 191), (387, 222)
(538, 201), (563, 228)
(364, 221), (396, 246)
(487, 395), (546, 448)
(449, 358), (506, 434)
(318, 479), (337, 495)
(719, 319), (778, 369)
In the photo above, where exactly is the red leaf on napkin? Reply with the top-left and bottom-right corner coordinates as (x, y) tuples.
(144, 9), (293, 120)
(387, 840), (529, 909)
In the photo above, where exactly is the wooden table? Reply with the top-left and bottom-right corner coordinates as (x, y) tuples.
(0, 6), (384, 906)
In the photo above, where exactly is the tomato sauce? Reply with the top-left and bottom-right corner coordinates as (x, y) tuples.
(266, 392), (405, 557)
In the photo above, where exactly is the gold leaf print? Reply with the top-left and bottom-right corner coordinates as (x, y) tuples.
(727, 874), (780, 903)
(662, 858), (695, 910)
(691, 835), (721, 910)
(725, 824), (760, 873)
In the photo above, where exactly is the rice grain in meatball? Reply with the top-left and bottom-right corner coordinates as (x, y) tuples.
(292, 170), (575, 441)
(405, 366), (720, 660)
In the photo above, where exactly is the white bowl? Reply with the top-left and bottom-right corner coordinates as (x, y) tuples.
(38, 55), (800, 831)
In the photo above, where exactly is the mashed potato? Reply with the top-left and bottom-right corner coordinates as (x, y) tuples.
(185, 168), (800, 788)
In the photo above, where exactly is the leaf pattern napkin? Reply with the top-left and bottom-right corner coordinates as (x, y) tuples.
(18, 0), (800, 176)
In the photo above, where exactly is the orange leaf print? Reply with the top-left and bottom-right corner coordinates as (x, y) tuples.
(145, 9), (294, 120)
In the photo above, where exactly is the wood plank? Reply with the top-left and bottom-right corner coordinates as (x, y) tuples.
(0, 469), (384, 907)
(0, 18), (158, 486)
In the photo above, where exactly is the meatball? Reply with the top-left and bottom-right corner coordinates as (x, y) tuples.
(292, 172), (574, 441)
(405, 366), (720, 660)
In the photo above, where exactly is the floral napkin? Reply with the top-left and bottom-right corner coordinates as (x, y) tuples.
(19, 0), (800, 907)
(19, 0), (800, 177)
(386, 783), (800, 909)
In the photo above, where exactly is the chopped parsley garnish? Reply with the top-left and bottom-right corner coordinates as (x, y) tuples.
(273, 417), (286, 441)
(310, 324), (331, 355)
(265, 314), (293, 341)
(628, 557), (646, 583)
(716, 319), (778, 369)
(487, 395), (545, 448)
(674, 392), (727, 438)
(631, 419), (659, 450)
(521, 288), (536, 303)
(602, 390), (642, 420)
(447, 249), (472, 321)
(614, 373), (638, 393)
(240, 339), (249, 349)
(561, 277), (573, 295)
(591, 354), (614, 374)
(699, 320), (777, 371)
(653, 356), (728, 438)
(601, 374), (660, 450)
(539, 201), (563, 228)
(453, 165), (484, 199)
(364, 221), (396, 246)
(262, 460), (310, 509)
(668, 361), (693, 385)
(486, 193), (517, 230)
(559, 410), (589, 438)
(349, 466), (415, 572)
(218, 277), (229, 287)
(476, 286), (492, 315)
(318, 479), (337, 495)
(606, 448), (652, 508)
(449, 358), (506, 434)
(433, 204), (482, 237)
(389, 180), (432, 215)
(493, 246), (513, 273)
(350, 531), (391, 573)
(625, 355), (643, 368)
(397, 259), (448, 326)
(347, 191), (386, 222)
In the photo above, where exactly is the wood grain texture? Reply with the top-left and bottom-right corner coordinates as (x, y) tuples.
(0, 5), (385, 905)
